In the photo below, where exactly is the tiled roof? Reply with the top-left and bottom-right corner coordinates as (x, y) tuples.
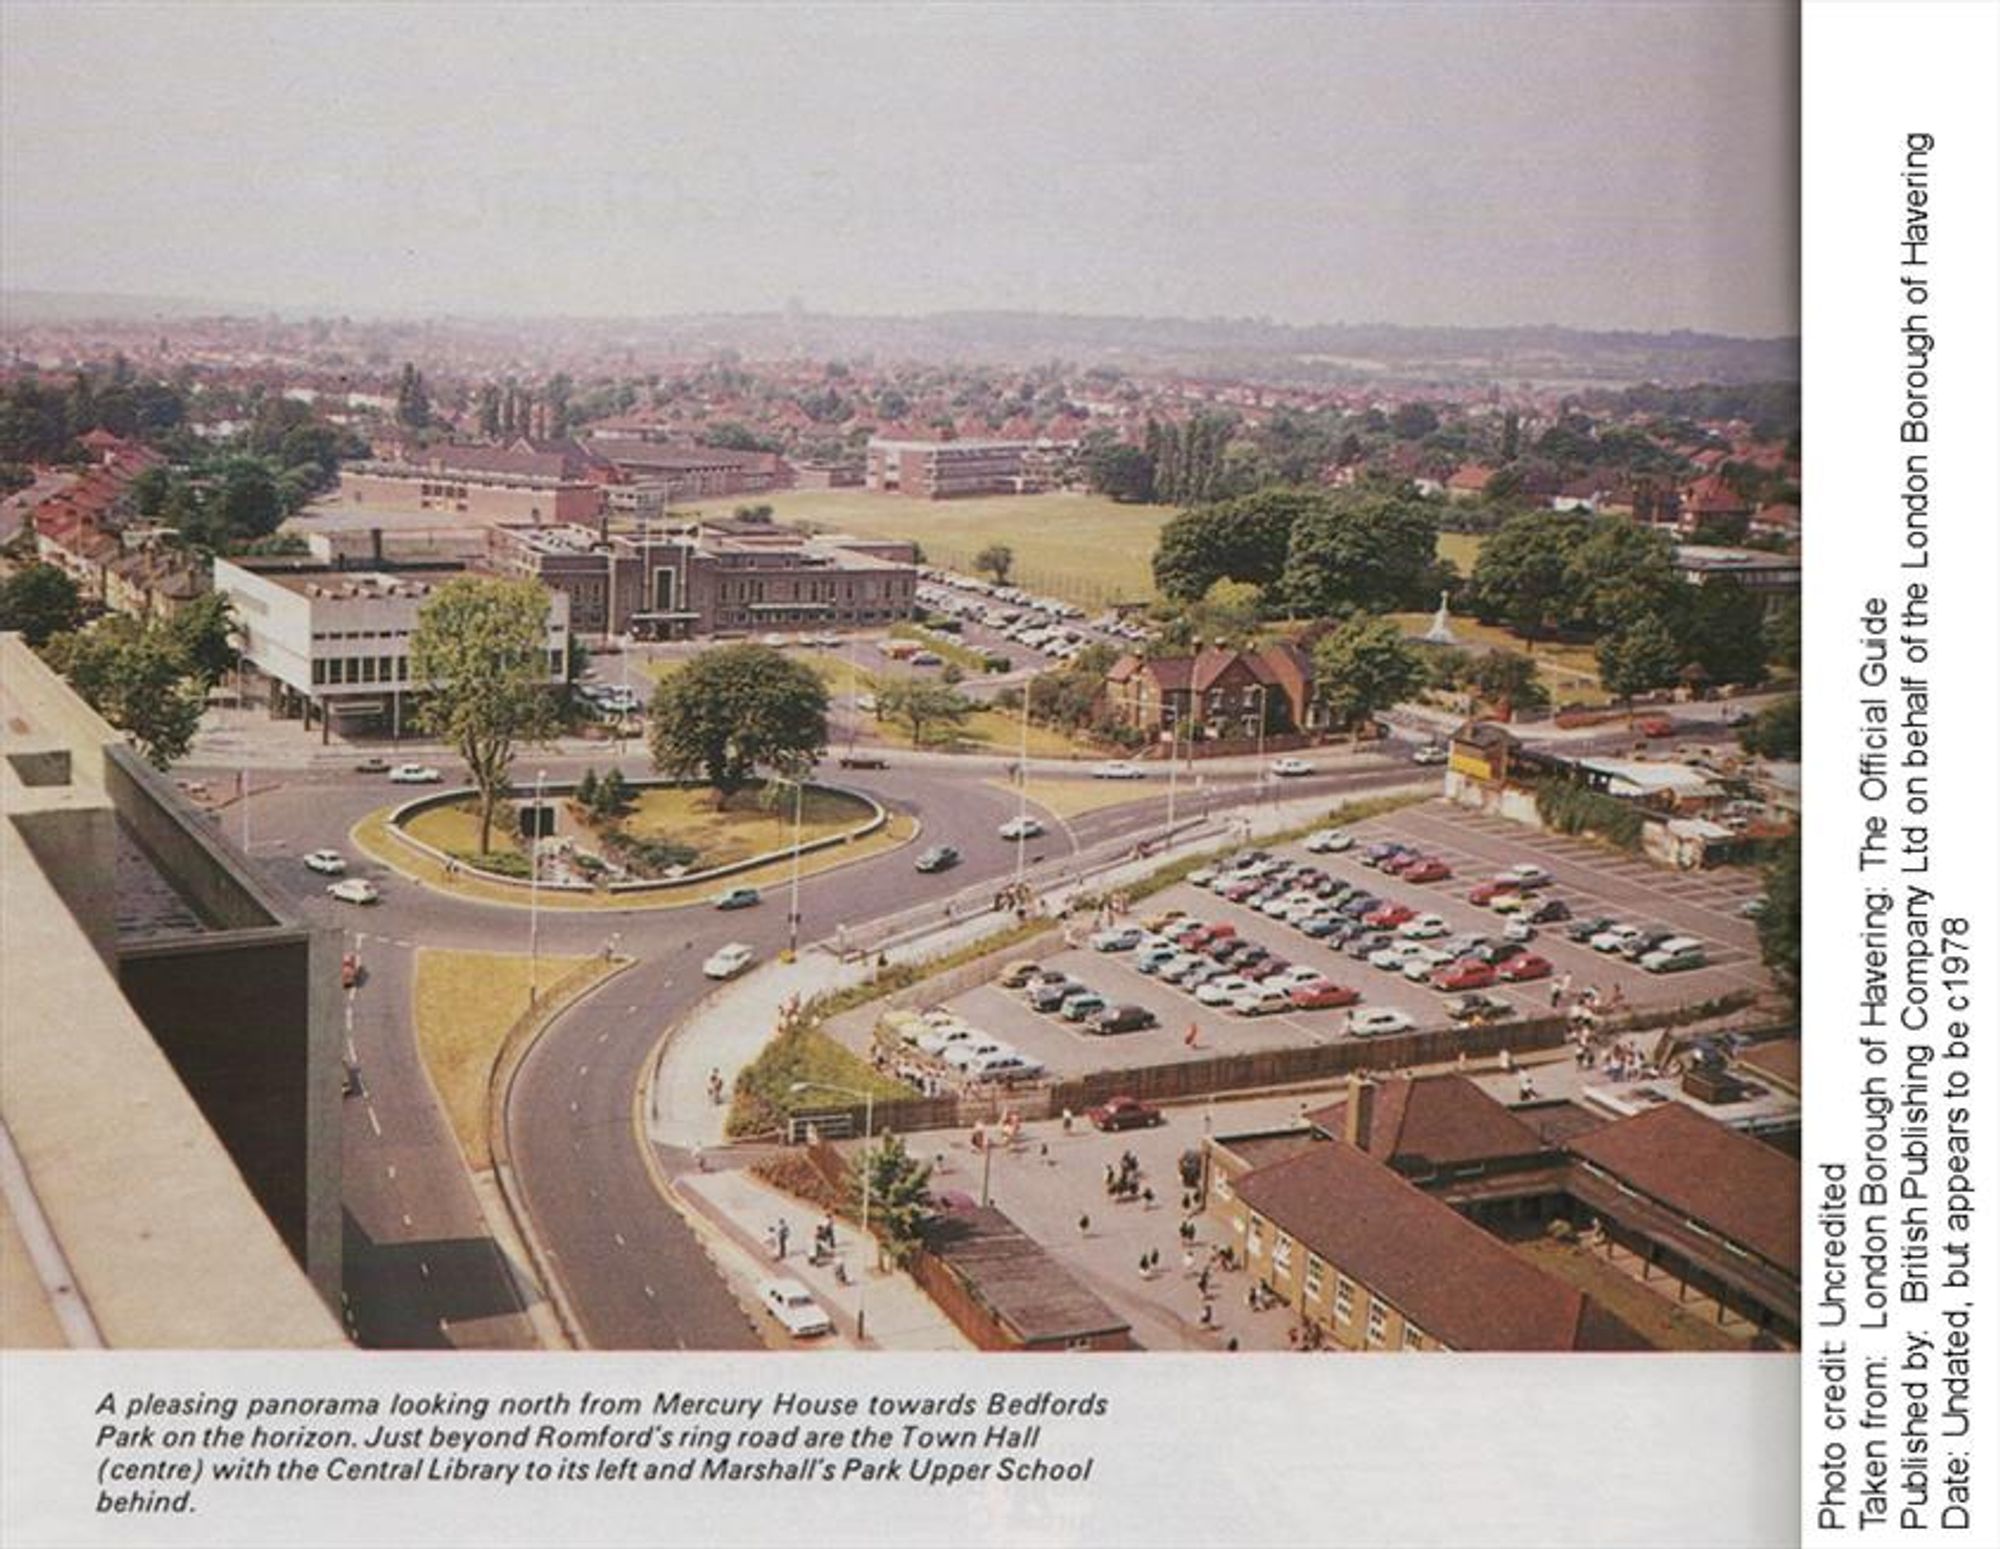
(1566, 1104), (1799, 1274)
(1307, 1075), (1551, 1170)
(1234, 1144), (1642, 1351)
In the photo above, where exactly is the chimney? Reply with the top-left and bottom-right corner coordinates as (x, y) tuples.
(370, 527), (384, 566)
(1342, 1072), (1375, 1148)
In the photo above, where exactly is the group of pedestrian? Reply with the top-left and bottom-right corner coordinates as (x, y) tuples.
(707, 1068), (726, 1106)
(1103, 1149), (1144, 1200)
(807, 1216), (838, 1265)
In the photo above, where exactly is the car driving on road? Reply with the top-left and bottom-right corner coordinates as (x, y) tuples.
(327, 878), (380, 905)
(1091, 760), (1145, 780)
(713, 886), (761, 910)
(914, 845), (961, 873)
(998, 815), (1045, 841)
(390, 763), (442, 784)
(702, 942), (755, 979)
(303, 849), (347, 875)
(1269, 756), (1314, 777)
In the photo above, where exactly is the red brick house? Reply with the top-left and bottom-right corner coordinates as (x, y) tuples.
(1102, 640), (1316, 740)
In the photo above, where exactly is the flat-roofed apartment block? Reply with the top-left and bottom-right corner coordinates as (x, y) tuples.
(486, 521), (915, 641)
(2, 636), (343, 1346)
(865, 438), (1072, 498)
(338, 439), (607, 525)
(213, 557), (570, 739)
(587, 438), (788, 502)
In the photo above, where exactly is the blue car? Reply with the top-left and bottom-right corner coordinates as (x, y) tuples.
(713, 886), (762, 911)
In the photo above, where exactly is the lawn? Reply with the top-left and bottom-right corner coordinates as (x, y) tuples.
(727, 1021), (919, 1140)
(616, 782), (876, 867)
(1510, 1233), (1751, 1352)
(403, 800), (524, 862)
(1436, 530), (1485, 575)
(870, 705), (1101, 759)
(985, 774), (1161, 821)
(413, 949), (617, 1170)
(677, 489), (1174, 609)
(1388, 610), (1609, 705)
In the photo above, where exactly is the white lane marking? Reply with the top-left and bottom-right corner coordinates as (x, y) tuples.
(570, 1100), (579, 1113)
(393, 939), (413, 949)
(643, 1284), (657, 1300)
(578, 1064), (590, 1077)
(386, 1164), (397, 1180)
(402, 1213), (413, 1228)
(613, 1232), (626, 1248)
(367, 1106), (382, 1137)
(419, 1261), (431, 1279)
(598, 1031), (610, 1043)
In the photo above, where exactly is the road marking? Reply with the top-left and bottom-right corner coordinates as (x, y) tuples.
(578, 1064), (589, 1077)
(393, 939), (413, 949)
(344, 1038), (358, 1063)
(402, 1213), (413, 1228)
(613, 1232), (626, 1248)
(367, 1106), (382, 1137)
(419, 1261), (431, 1279)
(386, 1164), (397, 1180)
(644, 1284), (656, 1300)
(570, 1101), (579, 1113)
(598, 1031), (611, 1042)
(625, 1005), (639, 1013)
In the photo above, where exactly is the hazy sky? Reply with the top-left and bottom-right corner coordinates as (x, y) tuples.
(0, 1), (1798, 335)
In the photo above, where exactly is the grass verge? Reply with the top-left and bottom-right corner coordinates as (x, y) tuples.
(413, 949), (617, 1170)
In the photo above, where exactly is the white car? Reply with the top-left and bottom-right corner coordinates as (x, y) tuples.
(1590, 924), (1646, 954)
(760, 1279), (833, 1338)
(1370, 941), (1430, 971)
(1092, 760), (1145, 780)
(702, 942), (756, 980)
(1090, 925), (1145, 952)
(998, 815), (1045, 841)
(1304, 828), (1354, 853)
(966, 1050), (1044, 1083)
(389, 763), (442, 784)
(1158, 953), (1208, 984)
(1270, 757), (1315, 777)
(1398, 914), (1451, 940)
(303, 849), (347, 875)
(1504, 920), (1537, 943)
(1187, 867), (1222, 889)
(327, 878), (380, 905)
(1640, 938), (1707, 973)
(1412, 744), (1449, 766)
(1268, 966), (1327, 992)
(916, 1022), (978, 1056)
(1400, 947), (1455, 982)
(1195, 974), (1257, 1006)
(1497, 863), (1554, 889)
(941, 1038), (1008, 1072)
(1348, 1007), (1416, 1037)
(1230, 986), (1295, 1017)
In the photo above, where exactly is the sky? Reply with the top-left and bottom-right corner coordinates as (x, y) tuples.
(0, 1), (1799, 336)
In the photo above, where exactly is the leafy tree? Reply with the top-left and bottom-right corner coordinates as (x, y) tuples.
(1467, 650), (1549, 716)
(876, 678), (973, 748)
(574, 767), (600, 812)
(395, 363), (431, 430)
(1757, 833), (1802, 1002)
(1152, 487), (1321, 603)
(1310, 617), (1424, 733)
(409, 577), (562, 853)
(1595, 612), (1681, 712)
(1467, 512), (1585, 640)
(1565, 519), (1683, 635)
(1682, 579), (1769, 689)
(1762, 595), (1801, 672)
(163, 591), (239, 689)
(0, 563), (82, 647)
(973, 543), (1015, 585)
(1082, 440), (1155, 503)
(1739, 697), (1801, 761)
(42, 617), (204, 768)
(852, 1134), (934, 1269)
(648, 643), (828, 799)
(1390, 402), (1439, 441)
(1281, 486), (1440, 617)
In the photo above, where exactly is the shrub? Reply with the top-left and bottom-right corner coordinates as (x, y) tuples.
(449, 848), (532, 878)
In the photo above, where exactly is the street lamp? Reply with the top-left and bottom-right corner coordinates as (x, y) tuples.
(788, 1080), (876, 1343)
(528, 767), (547, 1004)
(1013, 675), (1032, 895)
(786, 773), (805, 958)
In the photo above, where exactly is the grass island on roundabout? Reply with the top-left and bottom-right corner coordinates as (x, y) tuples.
(358, 772), (910, 911)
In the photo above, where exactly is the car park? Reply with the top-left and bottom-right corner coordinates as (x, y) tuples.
(760, 1279), (834, 1337)
(1270, 757), (1314, 777)
(1496, 953), (1553, 983)
(1090, 1005), (1158, 1036)
(390, 763), (442, 784)
(998, 815), (1045, 841)
(914, 845), (961, 873)
(303, 849), (347, 875)
(1349, 1008), (1415, 1037)
(713, 886), (761, 910)
(1089, 1095), (1164, 1130)
(702, 943), (755, 979)
(1641, 938), (1707, 973)
(327, 877), (380, 905)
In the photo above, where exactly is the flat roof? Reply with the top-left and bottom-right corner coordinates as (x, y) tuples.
(924, 1205), (1131, 1344)
(219, 560), (463, 601)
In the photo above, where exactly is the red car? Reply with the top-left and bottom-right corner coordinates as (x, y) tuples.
(1430, 958), (1496, 991)
(1089, 1095), (1165, 1132)
(1365, 902), (1417, 929)
(1378, 851), (1426, 875)
(1468, 881), (1521, 907)
(1289, 981), (1361, 1009)
(1636, 714), (1675, 738)
(1401, 859), (1452, 884)
(1496, 953), (1554, 983)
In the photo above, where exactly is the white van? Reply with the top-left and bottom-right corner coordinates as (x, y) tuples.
(1640, 937), (1706, 973)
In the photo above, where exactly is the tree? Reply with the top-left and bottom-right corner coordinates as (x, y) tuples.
(395, 363), (431, 430)
(852, 1134), (934, 1268)
(408, 577), (561, 853)
(42, 617), (205, 768)
(1595, 613), (1681, 713)
(1082, 440), (1155, 503)
(164, 591), (239, 689)
(1565, 519), (1683, 635)
(1467, 650), (1549, 717)
(876, 678), (973, 748)
(1468, 512), (1586, 640)
(1757, 833), (1802, 1002)
(0, 563), (82, 647)
(1390, 402), (1440, 441)
(973, 543), (1015, 585)
(1762, 595), (1802, 672)
(1281, 486), (1440, 618)
(1739, 697), (1802, 761)
(1682, 579), (1769, 689)
(1310, 617), (1424, 733)
(648, 644), (828, 799)
(1152, 488), (1321, 603)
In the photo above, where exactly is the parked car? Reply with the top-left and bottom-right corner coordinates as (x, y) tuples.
(1401, 859), (1452, 884)
(1090, 1005), (1158, 1036)
(1230, 985), (1295, 1016)
(1269, 756), (1315, 777)
(1365, 902), (1417, 929)
(1092, 760), (1146, 780)
(303, 849), (347, 875)
(1490, 891), (1532, 915)
(998, 960), (1042, 988)
(1641, 937), (1707, 973)
(941, 1038), (1008, 1071)
(713, 886), (761, 910)
(390, 763), (442, 784)
(1528, 898), (1573, 924)
(1469, 881), (1521, 907)
(1290, 981), (1360, 1010)
(1620, 928), (1678, 961)
(1400, 947), (1454, 982)
(1304, 827), (1354, 853)
(967, 1050), (1044, 1083)
(837, 752), (889, 769)
(702, 943), (756, 979)
(1348, 1007), (1416, 1037)
(916, 1022), (979, 1056)
(1496, 863), (1555, 890)
(1431, 958), (1497, 992)
(1503, 919), (1537, 943)
(1089, 1095), (1163, 1130)
(1496, 953), (1554, 983)
(1378, 850), (1427, 876)
(327, 878), (380, 905)
(1195, 974), (1256, 1007)
(1135, 944), (1181, 975)
(760, 1278), (833, 1338)
(1062, 992), (1109, 1022)
(1412, 743), (1449, 766)
(998, 815), (1045, 841)
(1591, 923), (1647, 954)
(1360, 842), (1406, 868)
(914, 845), (961, 873)
(1446, 993), (1516, 1023)
(1635, 714), (1675, 738)
(1346, 932), (1393, 960)
(1090, 925), (1145, 952)
(1567, 915), (1617, 943)
(1023, 974), (1076, 1010)
(1398, 914), (1450, 940)
(1370, 940), (1430, 971)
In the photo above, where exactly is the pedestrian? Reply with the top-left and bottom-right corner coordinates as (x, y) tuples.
(1142, 1187), (1155, 1210)
(1199, 1301), (1215, 1329)
(1078, 1214), (1091, 1237)
(1182, 1248), (1196, 1276)
(1226, 1337), (1240, 1352)
(1061, 1108), (1074, 1134)
(775, 1220), (789, 1260)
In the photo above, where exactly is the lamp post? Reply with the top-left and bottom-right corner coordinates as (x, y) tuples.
(1013, 675), (1031, 895)
(787, 773), (805, 958)
(528, 767), (546, 1004)
(788, 1080), (876, 1343)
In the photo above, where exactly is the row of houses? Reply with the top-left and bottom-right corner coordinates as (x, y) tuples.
(22, 432), (207, 622)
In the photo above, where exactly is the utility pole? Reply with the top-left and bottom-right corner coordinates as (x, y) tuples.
(528, 767), (546, 1003)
